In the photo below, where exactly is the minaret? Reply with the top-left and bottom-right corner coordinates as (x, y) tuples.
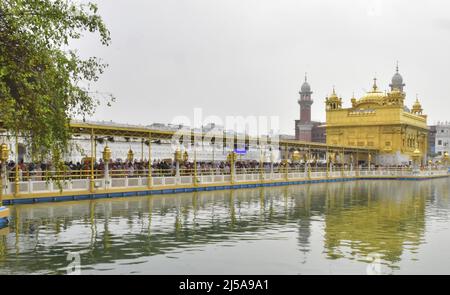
(299, 74), (313, 123)
(295, 74), (314, 141)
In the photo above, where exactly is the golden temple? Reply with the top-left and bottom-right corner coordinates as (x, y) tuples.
(325, 66), (428, 165)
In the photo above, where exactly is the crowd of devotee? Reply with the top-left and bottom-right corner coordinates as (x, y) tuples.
(0, 157), (442, 182)
(0, 158), (338, 181)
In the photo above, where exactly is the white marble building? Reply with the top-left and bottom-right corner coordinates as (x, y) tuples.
(435, 121), (450, 158)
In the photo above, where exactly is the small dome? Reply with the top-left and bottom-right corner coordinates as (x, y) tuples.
(328, 87), (339, 100)
(300, 73), (311, 93)
(413, 98), (422, 109)
(301, 81), (311, 93)
(392, 72), (403, 85)
(390, 63), (405, 91)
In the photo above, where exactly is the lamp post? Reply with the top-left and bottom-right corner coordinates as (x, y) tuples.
(0, 142), (10, 224)
(227, 151), (237, 184)
(102, 145), (111, 188)
(0, 143), (10, 205)
(443, 152), (449, 172)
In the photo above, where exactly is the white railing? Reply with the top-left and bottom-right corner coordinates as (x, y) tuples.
(3, 168), (448, 196)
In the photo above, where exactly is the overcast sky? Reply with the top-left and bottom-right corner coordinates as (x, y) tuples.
(76, 0), (450, 134)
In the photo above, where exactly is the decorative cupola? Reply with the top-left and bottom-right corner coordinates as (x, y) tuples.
(325, 87), (342, 110)
(411, 96), (423, 115)
(351, 92), (357, 108)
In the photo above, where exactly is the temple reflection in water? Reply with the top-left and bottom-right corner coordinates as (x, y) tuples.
(0, 178), (449, 274)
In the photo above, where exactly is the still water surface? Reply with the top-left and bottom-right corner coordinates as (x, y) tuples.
(1, 179), (450, 274)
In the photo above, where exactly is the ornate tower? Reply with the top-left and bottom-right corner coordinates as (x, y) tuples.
(295, 74), (314, 141)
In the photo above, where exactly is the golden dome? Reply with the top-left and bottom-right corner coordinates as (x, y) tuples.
(359, 78), (386, 102)
(329, 87), (338, 99)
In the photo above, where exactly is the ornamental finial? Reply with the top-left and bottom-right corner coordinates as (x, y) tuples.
(372, 77), (378, 91)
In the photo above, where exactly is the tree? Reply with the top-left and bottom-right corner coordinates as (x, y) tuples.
(0, 0), (112, 164)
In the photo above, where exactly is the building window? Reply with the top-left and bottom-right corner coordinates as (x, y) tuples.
(438, 140), (442, 145)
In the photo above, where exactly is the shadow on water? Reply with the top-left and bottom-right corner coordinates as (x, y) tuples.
(0, 178), (449, 274)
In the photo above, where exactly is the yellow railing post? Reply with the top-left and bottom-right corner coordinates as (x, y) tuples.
(326, 149), (329, 178)
(259, 146), (263, 183)
(307, 147), (311, 179)
(356, 151), (359, 177)
(141, 138), (144, 161)
(147, 133), (152, 189)
(230, 154), (234, 185)
(14, 134), (19, 196)
(1, 142), (9, 203)
(193, 146), (198, 187)
(0, 167), (3, 206)
(90, 128), (95, 192)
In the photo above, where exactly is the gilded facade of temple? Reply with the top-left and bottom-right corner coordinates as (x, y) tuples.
(325, 66), (429, 165)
